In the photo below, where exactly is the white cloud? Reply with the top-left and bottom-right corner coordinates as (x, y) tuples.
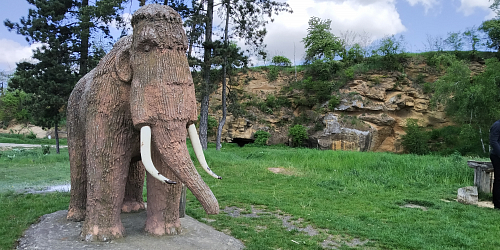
(0, 39), (41, 71)
(254, 0), (406, 64)
(405, 0), (439, 13)
(457, 0), (496, 19)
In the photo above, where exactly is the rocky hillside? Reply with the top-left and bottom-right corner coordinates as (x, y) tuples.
(207, 59), (486, 153)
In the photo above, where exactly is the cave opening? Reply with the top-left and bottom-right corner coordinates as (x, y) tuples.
(231, 138), (255, 147)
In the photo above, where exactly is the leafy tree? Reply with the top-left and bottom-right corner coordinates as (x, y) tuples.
(272, 55), (292, 67)
(5, 0), (127, 153)
(0, 89), (31, 126)
(462, 27), (480, 57)
(480, 19), (500, 53)
(342, 43), (364, 66)
(444, 32), (463, 52)
(302, 17), (343, 63)
(194, 0), (292, 149)
(10, 50), (76, 153)
(432, 58), (500, 154)
(372, 35), (406, 70)
(5, 0), (127, 77)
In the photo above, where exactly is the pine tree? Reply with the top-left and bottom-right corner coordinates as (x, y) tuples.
(5, 0), (126, 153)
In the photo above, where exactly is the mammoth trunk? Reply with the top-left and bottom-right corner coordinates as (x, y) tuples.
(151, 123), (219, 214)
(130, 49), (197, 127)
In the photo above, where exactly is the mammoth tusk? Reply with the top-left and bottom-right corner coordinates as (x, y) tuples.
(188, 124), (222, 179)
(140, 126), (176, 184)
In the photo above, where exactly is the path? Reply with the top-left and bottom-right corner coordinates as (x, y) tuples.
(0, 143), (67, 149)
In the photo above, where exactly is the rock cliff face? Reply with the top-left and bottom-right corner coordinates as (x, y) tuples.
(207, 61), (484, 153)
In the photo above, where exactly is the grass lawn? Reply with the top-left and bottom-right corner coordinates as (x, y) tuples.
(0, 143), (497, 249)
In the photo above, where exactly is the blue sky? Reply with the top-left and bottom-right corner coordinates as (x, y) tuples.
(0, 0), (496, 72)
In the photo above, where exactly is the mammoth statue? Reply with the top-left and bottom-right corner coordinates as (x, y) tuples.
(66, 4), (220, 241)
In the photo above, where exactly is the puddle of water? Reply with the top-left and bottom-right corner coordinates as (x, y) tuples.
(28, 184), (71, 194)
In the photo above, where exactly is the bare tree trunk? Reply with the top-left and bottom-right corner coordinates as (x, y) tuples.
(80, 0), (89, 77)
(216, 0), (230, 151)
(55, 122), (60, 154)
(480, 127), (486, 153)
(200, 0), (214, 150)
(139, 0), (146, 6)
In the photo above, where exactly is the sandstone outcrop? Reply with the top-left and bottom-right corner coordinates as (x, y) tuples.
(206, 60), (483, 153)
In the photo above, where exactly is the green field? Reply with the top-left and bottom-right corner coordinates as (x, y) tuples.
(0, 141), (498, 249)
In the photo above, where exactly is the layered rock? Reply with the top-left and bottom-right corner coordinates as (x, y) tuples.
(206, 61), (480, 153)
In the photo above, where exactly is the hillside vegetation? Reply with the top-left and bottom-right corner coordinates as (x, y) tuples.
(204, 47), (499, 157)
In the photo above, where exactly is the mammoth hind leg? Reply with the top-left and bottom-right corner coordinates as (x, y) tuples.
(67, 124), (87, 222)
(122, 159), (146, 213)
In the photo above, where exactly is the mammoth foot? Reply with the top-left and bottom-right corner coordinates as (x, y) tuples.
(81, 224), (125, 242)
(121, 201), (146, 213)
(66, 207), (86, 222)
(145, 218), (182, 236)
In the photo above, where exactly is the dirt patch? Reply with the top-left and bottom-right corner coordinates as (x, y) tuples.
(0, 123), (67, 139)
(267, 167), (298, 176)
(478, 201), (495, 209)
(400, 204), (428, 211)
(222, 206), (371, 249)
(0, 123), (48, 138)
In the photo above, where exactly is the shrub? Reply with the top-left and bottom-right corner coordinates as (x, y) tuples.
(267, 66), (279, 82)
(401, 119), (429, 155)
(26, 131), (36, 140)
(253, 130), (271, 146)
(271, 55), (292, 67)
(41, 145), (51, 155)
(307, 59), (340, 81)
(288, 124), (308, 147)
(328, 96), (340, 111)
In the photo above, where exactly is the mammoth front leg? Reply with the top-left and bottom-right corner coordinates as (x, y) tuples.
(81, 118), (132, 242)
(143, 122), (219, 236)
(145, 146), (182, 235)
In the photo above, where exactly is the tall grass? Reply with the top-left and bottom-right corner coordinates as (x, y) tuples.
(187, 145), (495, 249)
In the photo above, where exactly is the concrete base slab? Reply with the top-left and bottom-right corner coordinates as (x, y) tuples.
(17, 210), (244, 250)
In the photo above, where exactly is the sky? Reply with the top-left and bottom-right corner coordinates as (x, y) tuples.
(0, 0), (497, 72)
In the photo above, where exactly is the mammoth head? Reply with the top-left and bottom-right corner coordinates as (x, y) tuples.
(111, 5), (220, 214)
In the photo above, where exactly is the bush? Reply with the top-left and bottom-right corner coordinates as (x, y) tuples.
(253, 130), (271, 146)
(401, 119), (429, 155)
(288, 124), (308, 147)
(271, 55), (292, 67)
(267, 66), (279, 82)
(26, 131), (36, 140)
(328, 96), (340, 111)
(41, 145), (50, 155)
(307, 59), (340, 81)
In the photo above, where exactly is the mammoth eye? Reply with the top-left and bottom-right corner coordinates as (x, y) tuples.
(138, 40), (157, 52)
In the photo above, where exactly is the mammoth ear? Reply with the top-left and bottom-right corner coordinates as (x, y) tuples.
(115, 48), (132, 83)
